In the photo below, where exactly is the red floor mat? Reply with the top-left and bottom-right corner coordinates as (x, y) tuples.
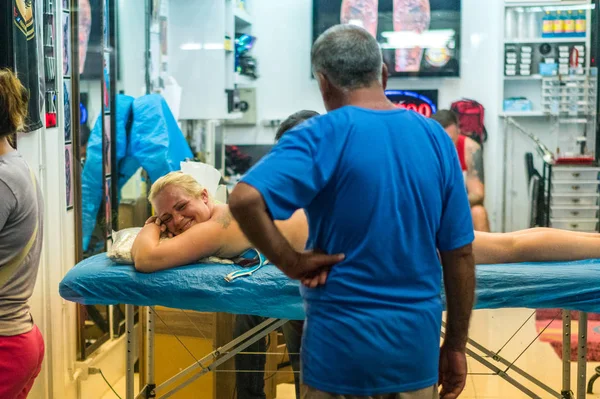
(535, 310), (600, 361)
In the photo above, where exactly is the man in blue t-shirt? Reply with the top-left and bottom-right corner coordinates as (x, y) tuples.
(229, 24), (476, 399)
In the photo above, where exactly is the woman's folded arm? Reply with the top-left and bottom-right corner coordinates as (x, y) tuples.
(131, 221), (226, 272)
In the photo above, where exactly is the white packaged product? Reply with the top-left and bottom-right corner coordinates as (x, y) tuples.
(108, 227), (143, 264)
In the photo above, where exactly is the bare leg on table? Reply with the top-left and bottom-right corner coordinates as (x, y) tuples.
(474, 228), (600, 265)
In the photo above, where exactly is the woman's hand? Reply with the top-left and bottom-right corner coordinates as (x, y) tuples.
(145, 216), (174, 238)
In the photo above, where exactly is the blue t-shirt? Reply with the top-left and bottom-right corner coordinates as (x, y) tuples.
(241, 106), (474, 395)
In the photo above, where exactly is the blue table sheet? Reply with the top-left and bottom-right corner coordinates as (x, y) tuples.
(59, 254), (600, 320)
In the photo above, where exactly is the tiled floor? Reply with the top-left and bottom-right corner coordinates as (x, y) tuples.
(276, 309), (600, 399)
(102, 308), (600, 399)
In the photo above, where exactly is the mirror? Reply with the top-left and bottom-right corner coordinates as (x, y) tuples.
(74, 0), (150, 359)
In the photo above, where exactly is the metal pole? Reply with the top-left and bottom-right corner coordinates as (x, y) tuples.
(126, 304), (135, 399)
(442, 321), (560, 397)
(577, 313), (588, 399)
(70, 0), (86, 362)
(144, 0), (151, 94)
(158, 318), (289, 399)
(147, 307), (156, 397)
(466, 348), (543, 399)
(155, 318), (287, 395)
(108, 304), (115, 338)
(562, 310), (572, 398)
(502, 118), (509, 232)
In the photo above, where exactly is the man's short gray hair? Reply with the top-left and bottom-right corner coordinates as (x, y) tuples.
(311, 24), (383, 91)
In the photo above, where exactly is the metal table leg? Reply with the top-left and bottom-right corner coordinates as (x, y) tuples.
(577, 312), (588, 399)
(126, 304), (135, 399)
(562, 310), (572, 399)
(156, 317), (287, 399)
(146, 307), (156, 398)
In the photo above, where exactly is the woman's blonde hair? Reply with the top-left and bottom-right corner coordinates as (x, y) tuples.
(0, 69), (29, 138)
(149, 171), (212, 203)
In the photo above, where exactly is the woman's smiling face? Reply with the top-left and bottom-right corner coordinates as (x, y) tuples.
(151, 184), (211, 236)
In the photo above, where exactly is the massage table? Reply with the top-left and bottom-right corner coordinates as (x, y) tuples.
(60, 254), (600, 399)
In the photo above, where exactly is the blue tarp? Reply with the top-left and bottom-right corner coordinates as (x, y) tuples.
(59, 254), (600, 320)
(81, 94), (193, 251)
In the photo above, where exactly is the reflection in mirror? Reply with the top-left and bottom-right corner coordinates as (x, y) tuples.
(75, 0), (148, 359)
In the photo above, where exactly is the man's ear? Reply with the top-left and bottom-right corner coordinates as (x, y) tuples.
(316, 72), (333, 106)
(381, 63), (389, 90)
(316, 72), (330, 93)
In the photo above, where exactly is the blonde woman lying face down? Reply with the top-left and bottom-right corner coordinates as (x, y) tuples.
(131, 169), (600, 274)
(130, 171), (308, 273)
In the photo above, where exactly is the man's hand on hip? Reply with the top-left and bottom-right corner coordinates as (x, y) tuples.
(285, 250), (344, 283)
(438, 344), (468, 399)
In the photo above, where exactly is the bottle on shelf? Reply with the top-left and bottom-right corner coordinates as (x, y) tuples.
(542, 11), (554, 38)
(568, 48), (580, 116)
(506, 8), (517, 39)
(575, 10), (586, 37)
(526, 10), (540, 39)
(516, 9), (526, 39)
(563, 11), (575, 37)
(553, 11), (564, 37)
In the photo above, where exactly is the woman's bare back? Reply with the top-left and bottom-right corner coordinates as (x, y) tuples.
(212, 204), (309, 259)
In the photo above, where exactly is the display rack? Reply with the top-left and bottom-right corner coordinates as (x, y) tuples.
(542, 71), (598, 161)
(500, 0), (599, 235)
(502, 0), (593, 110)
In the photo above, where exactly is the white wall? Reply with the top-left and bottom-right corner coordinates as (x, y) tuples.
(118, 0), (147, 97)
(18, 104), (79, 399)
(225, 0), (507, 232)
(18, 3), (80, 398)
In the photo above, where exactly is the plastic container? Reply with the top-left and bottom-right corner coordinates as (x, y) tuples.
(552, 167), (600, 181)
(506, 9), (517, 39)
(503, 98), (533, 112)
(517, 10), (527, 39)
(542, 11), (554, 38)
(551, 207), (599, 219)
(575, 10), (587, 37)
(564, 11), (575, 37)
(551, 193), (599, 206)
(552, 180), (600, 194)
(526, 11), (540, 39)
(553, 11), (564, 36)
(550, 219), (598, 231)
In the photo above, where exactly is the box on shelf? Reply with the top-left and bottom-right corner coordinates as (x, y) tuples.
(503, 97), (533, 112)
(540, 63), (558, 76)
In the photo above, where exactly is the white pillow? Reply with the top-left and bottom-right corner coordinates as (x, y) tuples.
(107, 227), (234, 266)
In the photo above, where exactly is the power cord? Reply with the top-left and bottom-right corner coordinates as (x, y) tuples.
(89, 368), (123, 399)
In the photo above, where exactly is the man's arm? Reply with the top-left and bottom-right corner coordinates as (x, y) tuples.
(439, 243), (475, 351)
(465, 140), (485, 207)
(229, 183), (343, 280)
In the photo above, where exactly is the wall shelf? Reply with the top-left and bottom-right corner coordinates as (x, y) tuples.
(500, 111), (548, 117)
(222, 112), (243, 120)
(504, 37), (587, 44)
(235, 72), (255, 86)
(234, 8), (253, 27)
(505, 1), (593, 7)
(505, 74), (544, 80)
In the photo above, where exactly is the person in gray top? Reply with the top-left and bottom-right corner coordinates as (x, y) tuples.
(0, 69), (45, 399)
